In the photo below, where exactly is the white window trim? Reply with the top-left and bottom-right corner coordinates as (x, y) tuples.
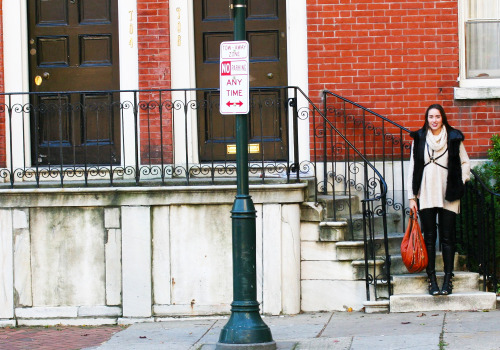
(456, 0), (500, 99)
(169, 0), (310, 165)
(3, 1), (139, 170)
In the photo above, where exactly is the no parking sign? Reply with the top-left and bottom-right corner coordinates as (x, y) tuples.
(219, 41), (249, 115)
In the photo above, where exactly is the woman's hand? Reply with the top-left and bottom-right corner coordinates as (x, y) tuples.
(409, 198), (418, 214)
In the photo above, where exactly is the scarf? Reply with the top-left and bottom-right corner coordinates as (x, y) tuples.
(426, 127), (447, 152)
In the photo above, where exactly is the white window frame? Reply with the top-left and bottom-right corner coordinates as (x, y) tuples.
(455, 0), (500, 99)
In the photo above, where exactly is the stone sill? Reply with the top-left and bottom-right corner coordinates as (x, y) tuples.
(454, 87), (500, 100)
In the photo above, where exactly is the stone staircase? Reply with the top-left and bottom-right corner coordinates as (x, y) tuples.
(300, 193), (497, 313)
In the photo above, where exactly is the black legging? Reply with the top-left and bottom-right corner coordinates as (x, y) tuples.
(419, 207), (457, 275)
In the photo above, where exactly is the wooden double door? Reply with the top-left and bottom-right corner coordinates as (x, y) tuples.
(194, 0), (288, 161)
(28, 0), (120, 166)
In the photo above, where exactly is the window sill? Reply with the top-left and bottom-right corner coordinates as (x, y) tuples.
(454, 87), (500, 100)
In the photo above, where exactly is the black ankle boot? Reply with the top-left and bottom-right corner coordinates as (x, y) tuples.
(427, 274), (440, 296)
(441, 273), (454, 295)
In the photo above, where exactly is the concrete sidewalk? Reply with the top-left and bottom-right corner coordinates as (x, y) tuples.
(82, 309), (500, 350)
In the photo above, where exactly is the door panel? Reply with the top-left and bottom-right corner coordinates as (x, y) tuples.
(194, 0), (288, 161)
(28, 0), (120, 166)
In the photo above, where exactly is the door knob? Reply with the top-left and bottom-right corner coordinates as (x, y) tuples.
(267, 73), (274, 79)
(34, 72), (50, 86)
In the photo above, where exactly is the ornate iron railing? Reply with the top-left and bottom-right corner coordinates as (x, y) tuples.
(458, 169), (499, 293)
(0, 88), (305, 188)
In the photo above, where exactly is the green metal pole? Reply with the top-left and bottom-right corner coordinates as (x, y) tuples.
(216, 1), (275, 349)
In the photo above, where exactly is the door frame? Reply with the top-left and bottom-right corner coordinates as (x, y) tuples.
(3, 0), (139, 170)
(169, 0), (310, 165)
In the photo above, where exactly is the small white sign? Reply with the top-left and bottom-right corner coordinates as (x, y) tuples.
(219, 41), (249, 115)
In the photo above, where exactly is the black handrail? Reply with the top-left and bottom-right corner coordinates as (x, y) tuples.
(320, 90), (392, 301)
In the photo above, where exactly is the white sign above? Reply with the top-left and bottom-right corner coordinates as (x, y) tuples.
(219, 41), (250, 115)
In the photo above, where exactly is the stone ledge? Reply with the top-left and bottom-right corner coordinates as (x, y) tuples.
(0, 183), (307, 207)
(363, 300), (389, 314)
(153, 304), (230, 317)
(15, 307), (78, 318)
(117, 317), (155, 325)
(336, 241), (365, 261)
(392, 272), (479, 295)
(454, 86), (500, 100)
(0, 320), (16, 328)
(17, 317), (117, 327)
(78, 306), (122, 317)
(390, 292), (497, 313)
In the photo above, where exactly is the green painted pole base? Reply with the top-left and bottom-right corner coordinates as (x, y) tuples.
(216, 196), (276, 349)
(216, 302), (275, 349)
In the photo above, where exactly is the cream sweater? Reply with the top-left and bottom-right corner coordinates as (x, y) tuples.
(407, 134), (471, 214)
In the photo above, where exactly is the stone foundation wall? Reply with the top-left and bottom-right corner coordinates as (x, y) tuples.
(0, 184), (305, 326)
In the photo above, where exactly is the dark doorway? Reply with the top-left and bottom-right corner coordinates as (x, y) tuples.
(194, 0), (288, 161)
(28, 0), (120, 166)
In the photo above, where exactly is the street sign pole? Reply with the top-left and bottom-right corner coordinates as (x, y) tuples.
(216, 1), (275, 349)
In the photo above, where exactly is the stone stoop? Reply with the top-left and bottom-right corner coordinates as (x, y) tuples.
(392, 272), (479, 295)
(388, 270), (497, 313)
(299, 194), (404, 312)
(390, 292), (497, 312)
(299, 196), (496, 314)
(300, 199), (367, 312)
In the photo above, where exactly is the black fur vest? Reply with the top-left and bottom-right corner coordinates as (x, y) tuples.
(409, 127), (465, 202)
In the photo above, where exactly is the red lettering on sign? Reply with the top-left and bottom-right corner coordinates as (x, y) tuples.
(221, 61), (231, 76)
(227, 90), (243, 96)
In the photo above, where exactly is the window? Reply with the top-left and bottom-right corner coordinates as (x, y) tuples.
(466, 0), (500, 79)
(456, 0), (500, 98)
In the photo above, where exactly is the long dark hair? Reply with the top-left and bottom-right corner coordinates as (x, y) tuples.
(423, 103), (452, 132)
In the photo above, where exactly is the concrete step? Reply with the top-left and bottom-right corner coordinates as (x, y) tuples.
(351, 253), (464, 280)
(317, 194), (360, 219)
(392, 272), (480, 295)
(318, 221), (348, 242)
(390, 291), (497, 312)
(300, 202), (325, 222)
(389, 253), (464, 275)
(341, 213), (402, 240)
(336, 233), (403, 261)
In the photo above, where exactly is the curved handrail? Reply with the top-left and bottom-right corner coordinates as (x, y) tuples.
(470, 169), (500, 197)
(298, 89), (389, 198)
(323, 90), (411, 133)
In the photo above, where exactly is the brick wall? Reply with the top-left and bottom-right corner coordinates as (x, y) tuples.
(0, 2), (5, 167)
(307, 0), (499, 158)
(137, 0), (173, 163)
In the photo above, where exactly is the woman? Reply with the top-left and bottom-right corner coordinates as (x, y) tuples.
(407, 104), (470, 296)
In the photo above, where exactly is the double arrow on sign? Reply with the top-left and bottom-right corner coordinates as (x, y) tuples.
(226, 101), (244, 107)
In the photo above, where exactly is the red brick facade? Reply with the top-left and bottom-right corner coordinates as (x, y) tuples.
(306, 0), (499, 158)
(0, 2), (4, 167)
(137, 0), (171, 91)
(0, 1), (497, 167)
(137, 1), (173, 163)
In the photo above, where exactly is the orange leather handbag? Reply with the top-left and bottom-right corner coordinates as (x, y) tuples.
(401, 208), (428, 273)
